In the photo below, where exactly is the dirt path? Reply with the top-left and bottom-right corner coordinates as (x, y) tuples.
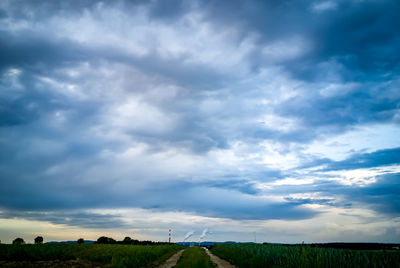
(157, 249), (185, 268)
(205, 248), (237, 268)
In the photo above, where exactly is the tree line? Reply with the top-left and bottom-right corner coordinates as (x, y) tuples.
(95, 236), (169, 245)
(11, 236), (43, 245)
(8, 236), (170, 245)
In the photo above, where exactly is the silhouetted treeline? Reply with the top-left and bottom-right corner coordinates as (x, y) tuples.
(95, 236), (170, 245)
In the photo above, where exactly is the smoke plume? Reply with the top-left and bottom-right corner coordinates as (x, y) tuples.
(183, 230), (195, 241)
(200, 228), (209, 240)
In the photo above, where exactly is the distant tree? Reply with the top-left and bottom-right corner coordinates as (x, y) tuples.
(12, 238), (25, 245)
(34, 236), (43, 244)
(77, 238), (85, 244)
(97, 236), (108, 244)
(96, 236), (116, 244)
(122, 236), (132, 244)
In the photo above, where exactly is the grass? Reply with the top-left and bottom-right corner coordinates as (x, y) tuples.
(173, 246), (215, 268)
(211, 243), (400, 268)
(0, 243), (183, 267)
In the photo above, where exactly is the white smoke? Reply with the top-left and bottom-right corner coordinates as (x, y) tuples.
(183, 231), (195, 241)
(200, 228), (209, 240)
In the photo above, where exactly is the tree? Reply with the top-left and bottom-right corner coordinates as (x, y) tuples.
(34, 236), (43, 244)
(77, 238), (85, 244)
(96, 236), (116, 244)
(12, 238), (25, 245)
(122, 236), (132, 244)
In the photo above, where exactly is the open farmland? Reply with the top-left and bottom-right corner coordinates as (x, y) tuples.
(211, 243), (400, 268)
(0, 243), (183, 267)
(173, 246), (215, 268)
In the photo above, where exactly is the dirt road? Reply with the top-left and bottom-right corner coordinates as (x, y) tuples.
(157, 249), (185, 268)
(205, 248), (237, 268)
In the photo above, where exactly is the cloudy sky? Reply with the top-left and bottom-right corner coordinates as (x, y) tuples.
(0, 0), (399, 244)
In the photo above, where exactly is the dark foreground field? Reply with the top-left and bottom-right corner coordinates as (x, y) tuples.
(0, 243), (183, 267)
(211, 243), (400, 268)
(1, 243), (400, 267)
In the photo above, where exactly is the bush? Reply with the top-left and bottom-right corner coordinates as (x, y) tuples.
(12, 238), (25, 245)
(122, 236), (132, 244)
(77, 238), (84, 244)
(34, 236), (43, 244)
(96, 236), (116, 244)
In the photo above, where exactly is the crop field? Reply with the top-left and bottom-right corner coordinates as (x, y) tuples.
(0, 243), (183, 267)
(173, 246), (215, 268)
(211, 243), (400, 268)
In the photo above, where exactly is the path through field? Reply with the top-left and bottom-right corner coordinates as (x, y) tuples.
(205, 248), (237, 268)
(157, 249), (184, 268)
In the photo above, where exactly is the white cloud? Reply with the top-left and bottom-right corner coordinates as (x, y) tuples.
(262, 37), (311, 62)
(322, 165), (400, 186)
(304, 124), (400, 161)
(311, 1), (338, 13)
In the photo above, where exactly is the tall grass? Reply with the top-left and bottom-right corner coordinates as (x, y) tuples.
(173, 246), (215, 268)
(0, 243), (183, 267)
(211, 244), (400, 268)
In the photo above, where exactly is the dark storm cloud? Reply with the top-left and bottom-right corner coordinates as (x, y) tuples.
(299, 147), (400, 171)
(3, 0), (400, 80)
(263, 146), (400, 217)
(351, 173), (400, 215)
(0, 31), (89, 72)
(325, 147), (400, 171)
(0, 0), (399, 230)
(147, 0), (191, 21)
(199, 0), (400, 76)
(284, 197), (334, 206)
(315, 173), (400, 216)
(269, 173), (400, 217)
(0, 209), (127, 229)
(131, 182), (317, 220)
(200, 0), (400, 138)
(177, 1), (400, 145)
(0, 171), (317, 222)
(277, 82), (400, 130)
(0, 96), (39, 126)
(308, 0), (400, 80)
(208, 179), (260, 195)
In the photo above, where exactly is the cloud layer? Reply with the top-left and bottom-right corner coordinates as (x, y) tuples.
(0, 0), (399, 242)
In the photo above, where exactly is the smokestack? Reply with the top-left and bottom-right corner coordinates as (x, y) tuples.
(169, 229), (171, 243)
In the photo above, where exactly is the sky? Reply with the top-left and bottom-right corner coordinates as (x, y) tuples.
(0, 0), (399, 244)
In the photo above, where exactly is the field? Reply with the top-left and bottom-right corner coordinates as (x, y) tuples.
(173, 246), (215, 268)
(2, 243), (400, 267)
(0, 243), (183, 267)
(211, 243), (400, 268)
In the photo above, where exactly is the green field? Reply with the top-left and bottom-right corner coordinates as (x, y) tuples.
(0, 243), (183, 267)
(211, 243), (400, 268)
(173, 246), (215, 268)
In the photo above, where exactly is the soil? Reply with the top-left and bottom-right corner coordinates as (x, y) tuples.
(205, 249), (237, 268)
(156, 249), (185, 268)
